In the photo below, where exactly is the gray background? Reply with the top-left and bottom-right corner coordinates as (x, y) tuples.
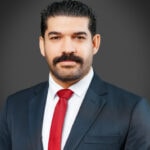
(0, 0), (150, 108)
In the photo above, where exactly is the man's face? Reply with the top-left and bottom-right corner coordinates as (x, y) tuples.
(39, 16), (100, 87)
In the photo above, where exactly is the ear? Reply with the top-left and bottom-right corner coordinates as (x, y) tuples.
(92, 34), (101, 55)
(39, 36), (45, 57)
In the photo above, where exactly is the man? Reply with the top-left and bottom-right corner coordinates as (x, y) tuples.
(0, 0), (150, 150)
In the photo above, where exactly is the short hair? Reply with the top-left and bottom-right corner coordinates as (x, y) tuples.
(40, 0), (97, 37)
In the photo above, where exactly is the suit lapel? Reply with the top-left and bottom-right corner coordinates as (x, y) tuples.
(64, 74), (107, 150)
(28, 82), (48, 150)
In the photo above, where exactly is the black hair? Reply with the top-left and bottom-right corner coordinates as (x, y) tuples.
(40, 0), (96, 37)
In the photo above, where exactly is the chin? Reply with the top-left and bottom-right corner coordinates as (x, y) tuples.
(56, 73), (82, 82)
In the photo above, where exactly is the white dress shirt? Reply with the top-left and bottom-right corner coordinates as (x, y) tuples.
(42, 68), (94, 150)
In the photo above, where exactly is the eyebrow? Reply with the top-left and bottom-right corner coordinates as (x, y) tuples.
(48, 31), (88, 36)
(73, 32), (87, 36)
(48, 32), (61, 36)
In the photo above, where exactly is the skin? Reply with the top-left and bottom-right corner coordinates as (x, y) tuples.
(39, 16), (101, 88)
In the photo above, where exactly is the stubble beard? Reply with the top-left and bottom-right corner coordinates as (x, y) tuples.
(50, 65), (84, 83)
(47, 52), (92, 84)
(49, 52), (86, 83)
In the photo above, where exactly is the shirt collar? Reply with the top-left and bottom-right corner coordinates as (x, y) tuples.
(48, 67), (94, 98)
(69, 68), (94, 97)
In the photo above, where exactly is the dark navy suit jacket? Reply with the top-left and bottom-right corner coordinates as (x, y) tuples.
(0, 74), (150, 150)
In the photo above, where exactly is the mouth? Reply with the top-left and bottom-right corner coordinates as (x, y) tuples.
(58, 60), (78, 67)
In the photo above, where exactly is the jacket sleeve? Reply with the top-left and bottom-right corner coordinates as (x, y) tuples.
(125, 98), (150, 150)
(0, 99), (12, 150)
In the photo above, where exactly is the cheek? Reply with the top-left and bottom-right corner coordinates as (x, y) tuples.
(79, 45), (94, 59)
(44, 50), (55, 65)
(44, 44), (59, 59)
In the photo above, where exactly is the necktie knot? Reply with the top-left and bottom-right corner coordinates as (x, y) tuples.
(57, 89), (73, 100)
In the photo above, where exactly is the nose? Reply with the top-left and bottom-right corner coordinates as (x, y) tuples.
(62, 37), (76, 54)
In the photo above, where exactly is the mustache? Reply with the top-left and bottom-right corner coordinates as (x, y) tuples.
(53, 53), (83, 65)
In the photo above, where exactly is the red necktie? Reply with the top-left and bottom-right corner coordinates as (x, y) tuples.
(48, 89), (73, 150)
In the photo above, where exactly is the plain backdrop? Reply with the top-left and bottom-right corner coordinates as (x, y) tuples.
(0, 0), (150, 108)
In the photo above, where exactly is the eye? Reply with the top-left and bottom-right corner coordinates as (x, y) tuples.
(49, 36), (61, 40)
(78, 36), (85, 39)
(75, 36), (86, 40)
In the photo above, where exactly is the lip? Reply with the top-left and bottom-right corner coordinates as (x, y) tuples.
(58, 60), (77, 66)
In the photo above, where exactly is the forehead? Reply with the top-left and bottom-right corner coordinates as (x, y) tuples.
(46, 16), (90, 33)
